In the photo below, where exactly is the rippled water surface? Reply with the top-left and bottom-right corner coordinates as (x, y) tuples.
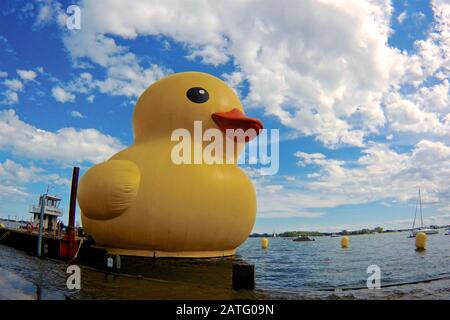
(0, 232), (449, 299)
(239, 232), (450, 291)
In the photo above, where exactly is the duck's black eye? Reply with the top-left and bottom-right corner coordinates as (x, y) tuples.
(186, 87), (209, 103)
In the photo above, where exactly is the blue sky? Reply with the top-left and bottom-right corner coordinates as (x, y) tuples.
(1, 0), (450, 233)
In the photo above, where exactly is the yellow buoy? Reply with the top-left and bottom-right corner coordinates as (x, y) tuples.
(261, 238), (269, 249)
(415, 232), (427, 250)
(341, 236), (349, 248)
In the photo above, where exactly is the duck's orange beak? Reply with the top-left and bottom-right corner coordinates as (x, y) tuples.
(211, 108), (264, 142)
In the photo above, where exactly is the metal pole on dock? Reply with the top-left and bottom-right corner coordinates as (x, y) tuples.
(67, 167), (80, 237)
(37, 193), (47, 257)
(62, 166), (80, 259)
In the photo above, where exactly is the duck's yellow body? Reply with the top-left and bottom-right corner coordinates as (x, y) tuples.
(78, 72), (262, 258)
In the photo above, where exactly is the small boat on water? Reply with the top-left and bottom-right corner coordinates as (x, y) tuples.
(28, 193), (63, 232)
(409, 188), (439, 238)
(410, 228), (439, 237)
(330, 234), (340, 237)
(293, 235), (315, 242)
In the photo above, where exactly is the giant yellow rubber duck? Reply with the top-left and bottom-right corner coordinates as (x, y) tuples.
(77, 72), (263, 258)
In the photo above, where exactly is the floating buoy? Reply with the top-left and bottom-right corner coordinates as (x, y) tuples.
(261, 238), (269, 249)
(415, 232), (427, 250)
(341, 236), (349, 248)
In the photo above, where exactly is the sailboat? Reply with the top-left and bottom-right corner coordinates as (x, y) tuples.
(409, 188), (439, 237)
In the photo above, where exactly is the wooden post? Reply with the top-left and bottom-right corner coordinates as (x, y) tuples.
(232, 263), (255, 290)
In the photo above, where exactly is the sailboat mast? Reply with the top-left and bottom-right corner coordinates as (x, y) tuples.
(412, 196), (418, 230)
(419, 188), (423, 228)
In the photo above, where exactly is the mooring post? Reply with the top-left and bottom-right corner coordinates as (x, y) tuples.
(232, 263), (255, 290)
(59, 167), (80, 259)
(68, 167), (80, 236)
(37, 193), (46, 257)
(66, 166), (80, 258)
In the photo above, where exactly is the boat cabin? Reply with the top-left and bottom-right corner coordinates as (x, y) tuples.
(29, 195), (63, 231)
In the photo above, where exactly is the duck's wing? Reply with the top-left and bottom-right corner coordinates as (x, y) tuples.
(77, 160), (141, 220)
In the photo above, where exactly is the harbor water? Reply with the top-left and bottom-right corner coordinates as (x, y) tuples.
(0, 232), (449, 299)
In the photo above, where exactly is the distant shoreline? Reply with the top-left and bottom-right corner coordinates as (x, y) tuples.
(250, 224), (450, 238)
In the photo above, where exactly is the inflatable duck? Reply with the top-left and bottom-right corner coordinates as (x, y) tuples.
(77, 72), (263, 257)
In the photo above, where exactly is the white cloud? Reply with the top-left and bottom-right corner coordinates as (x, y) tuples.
(397, 11), (407, 24)
(243, 166), (335, 218)
(51, 86), (75, 103)
(0, 159), (69, 199)
(66, 72), (95, 93)
(94, 63), (168, 98)
(294, 140), (450, 206)
(70, 111), (84, 118)
(0, 71), (7, 78)
(0, 159), (69, 186)
(402, 1), (450, 85)
(21, 2), (34, 13)
(57, 0), (409, 147)
(384, 92), (446, 134)
(253, 138), (450, 221)
(87, 95), (95, 103)
(33, 0), (65, 28)
(0, 184), (28, 199)
(264, 185), (284, 193)
(2, 91), (19, 104)
(0, 109), (124, 164)
(222, 71), (244, 96)
(4, 79), (24, 91)
(255, 187), (330, 218)
(295, 152), (327, 167)
(63, 24), (169, 98)
(2, 79), (24, 104)
(25, 0), (442, 149)
(16, 69), (37, 81)
(413, 79), (450, 112)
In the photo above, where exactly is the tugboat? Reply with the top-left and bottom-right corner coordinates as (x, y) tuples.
(292, 235), (315, 242)
(28, 193), (63, 233)
(0, 168), (85, 261)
